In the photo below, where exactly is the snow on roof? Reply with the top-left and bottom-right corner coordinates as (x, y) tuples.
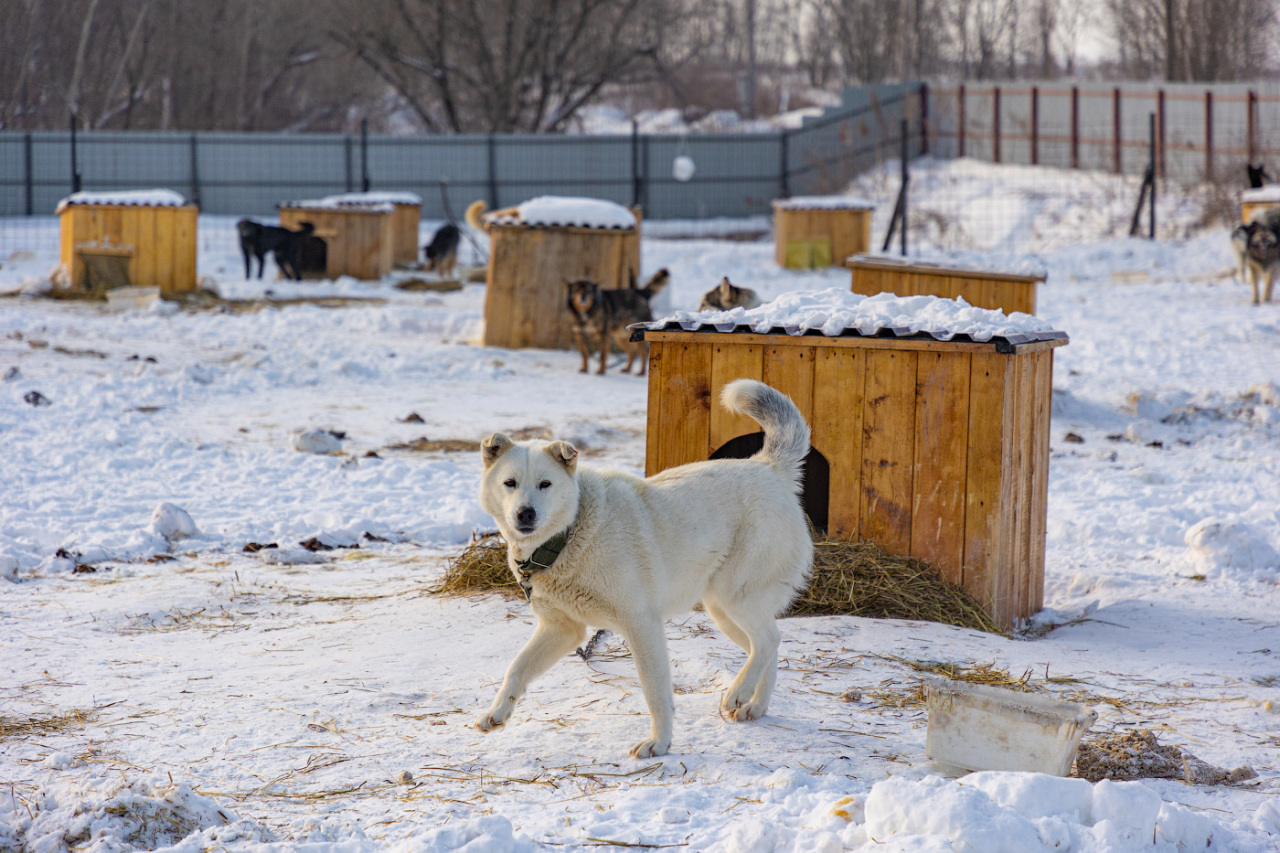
(847, 251), (1049, 281)
(772, 195), (876, 210)
(1242, 185), (1280, 203)
(639, 287), (1064, 346)
(318, 191), (422, 206)
(278, 196), (395, 213)
(491, 196), (637, 230)
(56, 189), (188, 211)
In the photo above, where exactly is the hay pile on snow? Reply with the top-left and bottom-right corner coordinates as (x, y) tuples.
(437, 534), (1001, 633)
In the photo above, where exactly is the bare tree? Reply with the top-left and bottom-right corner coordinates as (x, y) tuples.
(1106, 0), (1277, 81)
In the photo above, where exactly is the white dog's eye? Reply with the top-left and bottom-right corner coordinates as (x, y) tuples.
(538, 480), (552, 490)
(503, 478), (517, 489)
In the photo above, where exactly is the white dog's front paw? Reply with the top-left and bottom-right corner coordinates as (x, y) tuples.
(727, 699), (767, 722)
(474, 703), (511, 732)
(629, 737), (670, 759)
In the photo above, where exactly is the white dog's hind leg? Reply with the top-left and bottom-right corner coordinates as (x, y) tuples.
(703, 601), (750, 652)
(717, 605), (781, 722)
(620, 619), (675, 759)
(475, 616), (585, 732)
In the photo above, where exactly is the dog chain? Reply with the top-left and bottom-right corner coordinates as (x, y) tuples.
(575, 629), (609, 661)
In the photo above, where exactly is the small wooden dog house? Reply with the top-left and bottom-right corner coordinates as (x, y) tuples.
(1242, 185), (1280, 224)
(848, 255), (1045, 316)
(482, 196), (640, 350)
(635, 294), (1068, 629)
(316, 192), (422, 267)
(56, 189), (198, 297)
(278, 198), (395, 281)
(773, 197), (875, 269)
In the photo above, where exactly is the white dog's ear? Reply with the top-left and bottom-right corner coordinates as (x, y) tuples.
(545, 440), (579, 474)
(481, 433), (514, 469)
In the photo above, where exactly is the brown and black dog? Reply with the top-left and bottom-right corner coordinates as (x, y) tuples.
(565, 269), (670, 375)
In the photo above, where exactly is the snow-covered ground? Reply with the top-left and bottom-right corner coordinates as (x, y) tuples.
(1, 159), (1279, 852)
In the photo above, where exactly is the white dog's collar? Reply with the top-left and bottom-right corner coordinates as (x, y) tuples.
(514, 525), (575, 599)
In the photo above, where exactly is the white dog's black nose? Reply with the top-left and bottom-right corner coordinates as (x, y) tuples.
(516, 506), (537, 530)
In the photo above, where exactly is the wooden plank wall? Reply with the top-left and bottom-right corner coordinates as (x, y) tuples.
(1242, 200), (1279, 223)
(850, 266), (1039, 315)
(483, 226), (639, 350)
(392, 204), (421, 267)
(775, 208), (873, 268)
(643, 333), (1059, 629)
(58, 205), (199, 296)
(279, 208), (394, 280)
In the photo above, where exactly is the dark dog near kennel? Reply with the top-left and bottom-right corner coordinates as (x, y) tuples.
(566, 269), (670, 376)
(1248, 163), (1273, 189)
(236, 219), (316, 281)
(423, 223), (461, 278)
(1243, 220), (1280, 305)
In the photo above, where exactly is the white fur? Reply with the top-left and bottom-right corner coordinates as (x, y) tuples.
(475, 380), (814, 759)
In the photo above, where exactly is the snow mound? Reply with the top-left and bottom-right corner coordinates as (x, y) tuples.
(0, 776), (270, 852)
(511, 196), (637, 230)
(1184, 518), (1280, 581)
(150, 502), (199, 542)
(773, 195), (876, 210)
(1242, 185), (1280, 203)
(649, 287), (1058, 342)
(289, 428), (343, 454)
(56, 189), (188, 211)
(844, 773), (1234, 852)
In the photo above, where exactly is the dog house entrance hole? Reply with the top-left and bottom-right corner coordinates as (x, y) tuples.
(710, 433), (830, 533)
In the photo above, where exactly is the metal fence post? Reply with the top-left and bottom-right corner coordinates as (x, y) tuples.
(1156, 89), (1166, 179)
(360, 119), (370, 192)
(1030, 86), (1039, 166)
(1113, 87), (1122, 174)
(1204, 90), (1213, 182)
(900, 118), (909, 256)
(1248, 90), (1258, 165)
(779, 130), (790, 198)
(992, 86), (1001, 164)
(640, 134), (650, 214)
(631, 120), (641, 208)
(24, 132), (33, 215)
(70, 114), (81, 193)
(486, 134), (498, 209)
(1069, 87), (1079, 170)
(1149, 112), (1157, 240)
(344, 136), (353, 192)
(919, 82), (929, 156)
(189, 134), (201, 208)
(958, 84), (966, 157)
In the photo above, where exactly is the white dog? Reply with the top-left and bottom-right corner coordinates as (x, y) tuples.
(474, 379), (813, 758)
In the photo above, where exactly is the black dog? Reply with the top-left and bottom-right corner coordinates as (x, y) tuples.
(1248, 163), (1273, 189)
(236, 219), (316, 281)
(423, 223), (461, 278)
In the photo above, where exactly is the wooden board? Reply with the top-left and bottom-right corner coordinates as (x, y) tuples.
(650, 341), (712, 475)
(850, 264), (1039, 315)
(812, 346), (866, 540)
(280, 207), (393, 280)
(708, 342), (764, 454)
(483, 225), (639, 350)
(1243, 200), (1280, 223)
(57, 204), (199, 296)
(910, 350), (972, 583)
(775, 206), (872, 268)
(859, 349), (918, 555)
(391, 203), (421, 266)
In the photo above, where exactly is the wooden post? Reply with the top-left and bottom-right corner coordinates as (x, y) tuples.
(1156, 89), (1166, 179)
(1248, 90), (1258, 166)
(1113, 87), (1122, 174)
(1030, 86), (1039, 166)
(1204, 90), (1214, 182)
(1070, 86), (1079, 170)
(992, 86), (1001, 163)
(958, 84), (966, 158)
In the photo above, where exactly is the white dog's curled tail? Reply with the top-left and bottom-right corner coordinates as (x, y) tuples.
(720, 379), (810, 491)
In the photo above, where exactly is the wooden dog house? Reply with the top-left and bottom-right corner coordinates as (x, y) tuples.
(279, 199), (395, 280)
(635, 311), (1068, 630)
(773, 197), (875, 269)
(56, 189), (198, 297)
(318, 192), (422, 267)
(848, 255), (1045, 316)
(482, 197), (640, 350)
(1242, 185), (1280, 224)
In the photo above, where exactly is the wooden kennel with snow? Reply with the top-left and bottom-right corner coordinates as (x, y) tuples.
(636, 317), (1068, 630)
(848, 255), (1044, 316)
(307, 192), (421, 267)
(773, 197), (874, 269)
(481, 197), (640, 350)
(279, 199), (395, 280)
(57, 190), (198, 297)
(1242, 186), (1280, 224)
